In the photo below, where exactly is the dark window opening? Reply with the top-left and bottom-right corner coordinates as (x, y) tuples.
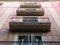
(18, 34), (43, 45)
(23, 17), (38, 23)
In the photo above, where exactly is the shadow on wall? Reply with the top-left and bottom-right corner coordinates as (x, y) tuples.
(0, 3), (3, 6)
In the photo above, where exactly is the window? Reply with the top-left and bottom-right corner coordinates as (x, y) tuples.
(13, 33), (46, 45)
(23, 17), (38, 23)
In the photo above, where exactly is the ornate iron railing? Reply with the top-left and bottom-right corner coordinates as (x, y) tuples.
(0, 41), (60, 45)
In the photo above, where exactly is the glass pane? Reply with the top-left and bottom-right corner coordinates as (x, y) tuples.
(23, 17), (38, 23)
(18, 34), (43, 45)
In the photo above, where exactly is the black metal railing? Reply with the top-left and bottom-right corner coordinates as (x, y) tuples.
(0, 41), (60, 45)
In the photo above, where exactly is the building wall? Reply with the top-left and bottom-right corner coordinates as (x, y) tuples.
(0, 0), (59, 2)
